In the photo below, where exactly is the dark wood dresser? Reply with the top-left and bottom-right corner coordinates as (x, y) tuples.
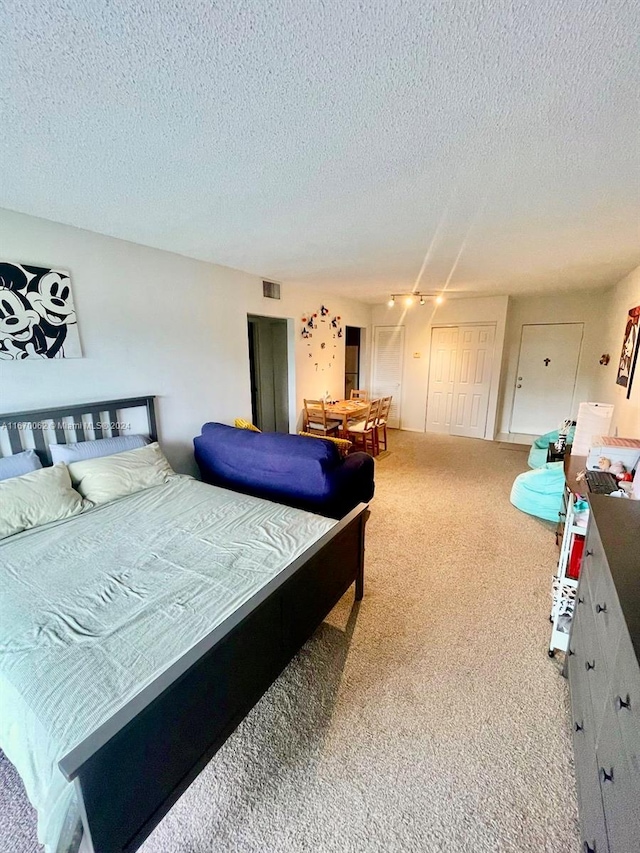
(567, 495), (640, 852)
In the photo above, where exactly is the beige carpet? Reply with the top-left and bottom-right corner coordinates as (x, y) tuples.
(1, 431), (580, 853)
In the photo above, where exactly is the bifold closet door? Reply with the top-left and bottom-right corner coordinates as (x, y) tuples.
(371, 326), (404, 428)
(449, 325), (495, 438)
(425, 326), (459, 433)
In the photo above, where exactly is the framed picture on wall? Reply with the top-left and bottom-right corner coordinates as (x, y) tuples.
(0, 261), (82, 360)
(616, 304), (640, 399)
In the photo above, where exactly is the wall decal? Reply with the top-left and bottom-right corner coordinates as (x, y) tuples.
(302, 306), (345, 374)
(0, 262), (82, 360)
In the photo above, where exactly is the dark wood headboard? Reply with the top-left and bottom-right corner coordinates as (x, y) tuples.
(0, 396), (157, 465)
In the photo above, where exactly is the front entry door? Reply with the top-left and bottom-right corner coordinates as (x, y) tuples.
(510, 323), (584, 435)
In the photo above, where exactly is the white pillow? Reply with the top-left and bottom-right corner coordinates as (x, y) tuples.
(0, 463), (85, 540)
(67, 442), (174, 505)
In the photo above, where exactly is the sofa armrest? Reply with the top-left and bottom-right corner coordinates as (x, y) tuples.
(328, 452), (375, 516)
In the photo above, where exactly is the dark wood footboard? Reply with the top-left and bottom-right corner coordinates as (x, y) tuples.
(59, 503), (368, 853)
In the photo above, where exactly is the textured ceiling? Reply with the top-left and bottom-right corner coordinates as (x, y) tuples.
(1, 0), (639, 302)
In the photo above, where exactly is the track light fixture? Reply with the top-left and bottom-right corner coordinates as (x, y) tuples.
(386, 292), (445, 307)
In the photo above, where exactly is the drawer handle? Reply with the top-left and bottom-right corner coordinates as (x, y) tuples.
(595, 603), (607, 614)
(585, 549), (593, 557)
(574, 720), (584, 732)
(615, 694), (631, 710)
(585, 660), (595, 671)
(568, 648), (575, 656)
(578, 597), (585, 605)
(600, 767), (614, 783)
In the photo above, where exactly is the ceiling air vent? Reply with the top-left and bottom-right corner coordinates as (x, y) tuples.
(263, 280), (281, 300)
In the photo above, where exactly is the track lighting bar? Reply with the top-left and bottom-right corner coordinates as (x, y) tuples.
(387, 293), (445, 307)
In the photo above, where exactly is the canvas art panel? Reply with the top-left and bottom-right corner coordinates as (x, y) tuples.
(0, 262), (82, 359)
(616, 304), (640, 399)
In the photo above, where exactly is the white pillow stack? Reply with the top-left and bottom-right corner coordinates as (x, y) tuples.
(0, 442), (175, 540)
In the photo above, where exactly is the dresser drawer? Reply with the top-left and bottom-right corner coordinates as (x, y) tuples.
(576, 595), (615, 735)
(569, 620), (596, 739)
(595, 709), (640, 852)
(606, 630), (640, 773)
(590, 566), (623, 666)
(572, 719), (609, 853)
(583, 521), (606, 600)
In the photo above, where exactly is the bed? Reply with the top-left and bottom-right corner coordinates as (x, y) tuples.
(0, 397), (368, 853)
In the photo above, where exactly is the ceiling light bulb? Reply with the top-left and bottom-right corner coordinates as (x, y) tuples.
(405, 295), (414, 306)
(419, 295), (425, 305)
(388, 296), (395, 307)
(435, 295), (444, 305)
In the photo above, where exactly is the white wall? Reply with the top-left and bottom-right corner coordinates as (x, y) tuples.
(0, 209), (371, 473)
(370, 295), (509, 437)
(591, 265), (640, 437)
(496, 289), (606, 438)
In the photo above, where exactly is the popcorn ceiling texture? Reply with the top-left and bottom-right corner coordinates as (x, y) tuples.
(0, 432), (580, 852)
(1, 0), (638, 301)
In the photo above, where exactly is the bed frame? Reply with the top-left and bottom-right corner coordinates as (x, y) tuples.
(0, 397), (367, 853)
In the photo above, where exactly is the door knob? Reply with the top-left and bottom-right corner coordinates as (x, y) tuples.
(518, 376), (523, 380)
(516, 384), (522, 388)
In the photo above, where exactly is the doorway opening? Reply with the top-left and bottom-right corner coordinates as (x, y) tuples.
(345, 326), (362, 398)
(247, 315), (290, 433)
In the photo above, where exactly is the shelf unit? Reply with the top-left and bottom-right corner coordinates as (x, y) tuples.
(549, 489), (588, 656)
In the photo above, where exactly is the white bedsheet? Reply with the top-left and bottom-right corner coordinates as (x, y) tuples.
(0, 476), (335, 851)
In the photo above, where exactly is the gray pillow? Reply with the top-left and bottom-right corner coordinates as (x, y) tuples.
(50, 434), (149, 465)
(0, 449), (43, 482)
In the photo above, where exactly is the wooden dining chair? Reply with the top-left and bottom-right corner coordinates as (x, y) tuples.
(350, 389), (369, 401)
(376, 396), (392, 451)
(347, 398), (380, 456)
(303, 399), (341, 436)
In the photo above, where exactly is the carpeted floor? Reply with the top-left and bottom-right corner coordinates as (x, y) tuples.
(1, 431), (580, 853)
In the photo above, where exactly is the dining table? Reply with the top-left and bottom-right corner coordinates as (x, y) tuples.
(308, 399), (370, 436)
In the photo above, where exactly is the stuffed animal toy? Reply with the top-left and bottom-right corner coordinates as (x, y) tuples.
(597, 457), (612, 471)
(609, 460), (627, 479)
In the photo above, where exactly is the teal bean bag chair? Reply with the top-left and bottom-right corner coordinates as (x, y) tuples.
(528, 426), (576, 468)
(510, 461), (565, 522)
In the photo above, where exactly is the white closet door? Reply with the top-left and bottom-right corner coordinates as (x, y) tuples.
(450, 325), (495, 438)
(372, 326), (404, 428)
(426, 326), (459, 433)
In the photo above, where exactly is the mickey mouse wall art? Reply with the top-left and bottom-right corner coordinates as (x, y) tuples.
(0, 262), (83, 359)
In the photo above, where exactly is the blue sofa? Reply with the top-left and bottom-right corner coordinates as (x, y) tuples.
(194, 422), (375, 519)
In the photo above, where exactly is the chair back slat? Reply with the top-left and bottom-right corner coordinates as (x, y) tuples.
(364, 399), (380, 430)
(350, 389), (369, 401)
(304, 399), (328, 430)
(378, 396), (392, 423)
